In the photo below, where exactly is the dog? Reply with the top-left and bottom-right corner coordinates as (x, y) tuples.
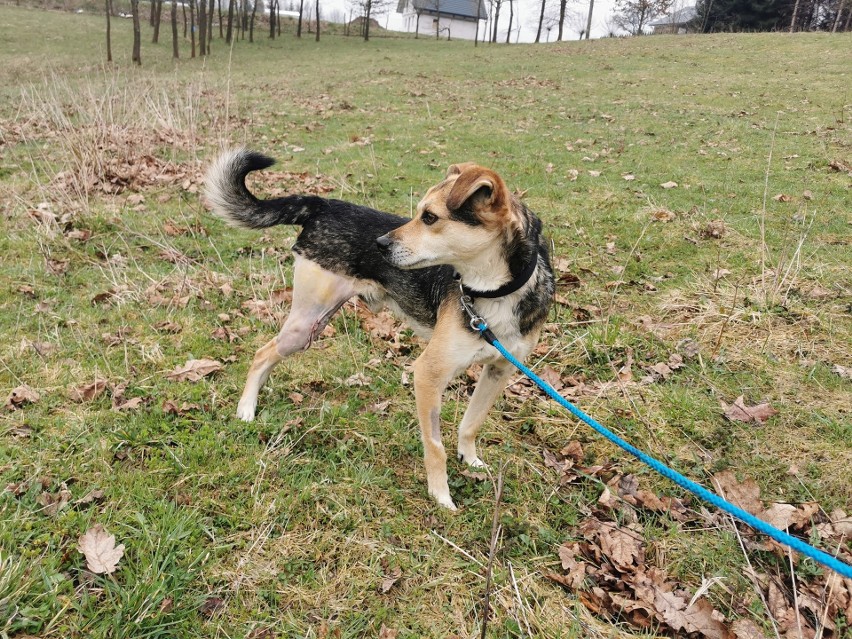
(205, 149), (554, 509)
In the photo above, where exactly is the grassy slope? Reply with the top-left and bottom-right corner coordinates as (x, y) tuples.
(0, 5), (850, 638)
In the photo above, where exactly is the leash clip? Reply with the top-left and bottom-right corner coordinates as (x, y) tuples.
(458, 282), (487, 333)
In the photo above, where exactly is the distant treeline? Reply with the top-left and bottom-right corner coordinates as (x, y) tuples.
(693, 0), (851, 33)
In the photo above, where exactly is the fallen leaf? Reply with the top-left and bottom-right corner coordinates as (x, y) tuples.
(345, 372), (372, 387)
(199, 596), (225, 617)
(831, 364), (851, 380)
(5, 385), (40, 410)
(650, 208), (676, 222)
(379, 567), (402, 594)
(722, 396), (778, 424)
(154, 321), (182, 333)
(660, 181), (678, 189)
(377, 625), (399, 639)
(38, 489), (72, 516)
(772, 193), (791, 202)
(78, 524), (125, 574)
(712, 470), (763, 517)
(166, 359), (223, 382)
(69, 379), (108, 402)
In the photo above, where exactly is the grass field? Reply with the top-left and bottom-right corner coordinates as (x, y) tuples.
(1, 5), (850, 638)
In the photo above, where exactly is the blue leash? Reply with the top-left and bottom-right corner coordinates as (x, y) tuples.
(474, 322), (852, 579)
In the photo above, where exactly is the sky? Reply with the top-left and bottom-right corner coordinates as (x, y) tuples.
(318, 0), (621, 41)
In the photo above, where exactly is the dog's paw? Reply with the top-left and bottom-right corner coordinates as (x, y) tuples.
(430, 490), (457, 511)
(457, 450), (487, 470)
(235, 402), (256, 422)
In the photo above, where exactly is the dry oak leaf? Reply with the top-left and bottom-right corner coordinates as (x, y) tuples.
(166, 358), (223, 382)
(5, 385), (40, 410)
(78, 524), (125, 574)
(712, 470), (763, 517)
(722, 396), (778, 424)
(660, 181), (678, 189)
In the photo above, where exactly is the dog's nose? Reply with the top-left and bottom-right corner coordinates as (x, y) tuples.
(376, 234), (392, 250)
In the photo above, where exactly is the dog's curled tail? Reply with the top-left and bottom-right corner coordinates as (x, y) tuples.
(204, 148), (317, 229)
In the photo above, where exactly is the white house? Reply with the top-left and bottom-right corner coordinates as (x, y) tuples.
(396, 0), (488, 41)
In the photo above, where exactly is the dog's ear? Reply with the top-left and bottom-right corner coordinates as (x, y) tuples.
(445, 166), (508, 215)
(445, 162), (477, 178)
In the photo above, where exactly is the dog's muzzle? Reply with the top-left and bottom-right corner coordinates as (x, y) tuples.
(376, 233), (393, 251)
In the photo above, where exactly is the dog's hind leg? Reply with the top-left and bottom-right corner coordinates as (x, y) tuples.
(456, 361), (514, 468)
(236, 256), (358, 422)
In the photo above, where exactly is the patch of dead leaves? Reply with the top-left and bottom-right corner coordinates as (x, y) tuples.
(5, 385), (40, 410)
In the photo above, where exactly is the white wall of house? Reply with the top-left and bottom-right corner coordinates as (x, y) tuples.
(400, 10), (482, 40)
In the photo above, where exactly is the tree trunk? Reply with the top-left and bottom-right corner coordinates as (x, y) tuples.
(270, 0), (276, 37)
(535, 0), (545, 42)
(365, 0), (371, 40)
(171, 0), (179, 57)
(153, 0), (163, 43)
(505, 0), (512, 42)
(557, 0), (566, 39)
(314, 0), (319, 40)
(584, 0), (593, 38)
(105, 0), (112, 61)
(297, 0), (304, 36)
(249, 0), (257, 41)
(474, 0), (481, 45)
(208, 0), (214, 50)
(833, 0), (847, 32)
(131, 0), (142, 64)
(198, 0), (207, 53)
(435, 0), (441, 38)
(149, 0), (156, 26)
(415, 10), (420, 37)
(190, 0), (196, 57)
(491, 0), (500, 41)
(789, 0), (801, 31)
(183, 1), (187, 37)
(219, 0), (225, 37)
(226, 0), (235, 42)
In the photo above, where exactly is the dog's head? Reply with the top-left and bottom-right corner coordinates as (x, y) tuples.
(377, 163), (516, 270)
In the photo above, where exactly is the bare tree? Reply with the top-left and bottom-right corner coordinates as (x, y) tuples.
(557, 0), (566, 38)
(250, 0), (259, 40)
(612, 0), (670, 34)
(208, 0), (215, 50)
(190, 0), (197, 56)
(584, 0), (593, 37)
(131, 0), (142, 64)
(199, 0), (208, 54)
(171, 0), (179, 57)
(534, 0), (547, 42)
(491, 0), (504, 40)
(226, 0), (235, 41)
(505, 0), (513, 41)
(152, 0), (163, 43)
(105, 0), (113, 62)
(270, 0), (277, 37)
(297, 0), (305, 36)
(315, 0), (320, 40)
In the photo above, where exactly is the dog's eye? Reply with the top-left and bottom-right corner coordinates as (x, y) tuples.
(421, 211), (438, 226)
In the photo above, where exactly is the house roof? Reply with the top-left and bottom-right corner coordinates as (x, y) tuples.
(397, 0), (488, 21)
(650, 5), (697, 26)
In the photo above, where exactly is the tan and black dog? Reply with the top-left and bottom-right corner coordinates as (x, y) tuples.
(205, 149), (554, 509)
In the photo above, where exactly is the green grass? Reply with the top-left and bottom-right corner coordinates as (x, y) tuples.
(1, 4), (851, 638)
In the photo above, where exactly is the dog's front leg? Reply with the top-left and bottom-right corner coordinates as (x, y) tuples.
(457, 361), (514, 468)
(413, 349), (457, 510)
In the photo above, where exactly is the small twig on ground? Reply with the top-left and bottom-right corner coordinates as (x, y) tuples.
(508, 561), (533, 638)
(430, 530), (485, 570)
(480, 461), (507, 639)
